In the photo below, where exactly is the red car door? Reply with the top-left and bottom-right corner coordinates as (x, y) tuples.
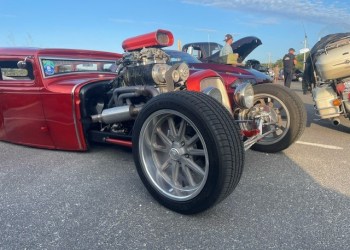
(0, 57), (55, 148)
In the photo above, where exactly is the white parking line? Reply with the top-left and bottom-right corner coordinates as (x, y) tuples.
(296, 141), (343, 150)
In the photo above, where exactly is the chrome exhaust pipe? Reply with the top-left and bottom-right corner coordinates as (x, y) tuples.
(91, 105), (140, 124)
(331, 118), (340, 126)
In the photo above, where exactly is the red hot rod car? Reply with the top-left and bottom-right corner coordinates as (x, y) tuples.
(0, 30), (306, 214)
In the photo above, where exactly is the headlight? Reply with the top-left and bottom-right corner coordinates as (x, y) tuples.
(233, 82), (254, 109)
(202, 86), (223, 104)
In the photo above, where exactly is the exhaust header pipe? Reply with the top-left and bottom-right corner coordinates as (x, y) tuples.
(91, 105), (141, 124)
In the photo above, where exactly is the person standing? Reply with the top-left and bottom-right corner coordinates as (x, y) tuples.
(219, 34), (234, 57)
(282, 48), (297, 88)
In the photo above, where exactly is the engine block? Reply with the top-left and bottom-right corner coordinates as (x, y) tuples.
(116, 48), (189, 92)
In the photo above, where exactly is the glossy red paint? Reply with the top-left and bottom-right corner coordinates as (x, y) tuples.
(0, 48), (121, 150)
(105, 138), (133, 148)
(122, 29), (174, 51)
(186, 69), (222, 92)
(242, 129), (260, 137)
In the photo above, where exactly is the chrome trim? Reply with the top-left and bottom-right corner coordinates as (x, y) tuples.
(234, 82), (254, 109)
(199, 77), (232, 114)
(71, 84), (83, 150)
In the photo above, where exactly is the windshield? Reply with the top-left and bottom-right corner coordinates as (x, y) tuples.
(40, 58), (117, 77)
(164, 50), (202, 64)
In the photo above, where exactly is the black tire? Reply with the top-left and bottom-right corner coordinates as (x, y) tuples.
(132, 91), (244, 214)
(246, 84), (306, 153)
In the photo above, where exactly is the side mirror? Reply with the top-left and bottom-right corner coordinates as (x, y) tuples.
(17, 60), (27, 69)
(17, 56), (32, 69)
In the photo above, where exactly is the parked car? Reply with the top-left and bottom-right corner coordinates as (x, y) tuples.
(293, 69), (303, 82)
(245, 59), (270, 75)
(0, 29), (306, 214)
(278, 68), (304, 82)
(182, 37), (273, 83)
(167, 49), (271, 85)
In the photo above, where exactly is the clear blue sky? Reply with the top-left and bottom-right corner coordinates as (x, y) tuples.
(1, 0), (349, 63)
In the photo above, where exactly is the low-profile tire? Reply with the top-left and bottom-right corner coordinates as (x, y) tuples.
(246, 84), (306, 153)
(132, 91), (244, 214)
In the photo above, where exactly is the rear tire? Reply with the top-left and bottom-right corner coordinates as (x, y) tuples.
(242, 84), (306, 153)
(132, 91), (244, 214)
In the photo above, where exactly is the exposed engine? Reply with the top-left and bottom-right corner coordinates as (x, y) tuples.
(90, 30), (190, 132)
(113, 48), (189, 92)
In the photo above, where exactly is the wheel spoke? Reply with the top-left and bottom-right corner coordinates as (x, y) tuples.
(187, 148), (205, 156)
(172, 161), (180, 186)
(144, 130), (152, 149)
(168, 117), (177, 138)
(160, 158), (172, 171)
(152, 143), (168, 153)
(181, 157), (205, 176)
(183, 166), (196, 187)
(177, 119), (186, 139)
(156, 127), (172, 146)
(186, 134), (199, 146)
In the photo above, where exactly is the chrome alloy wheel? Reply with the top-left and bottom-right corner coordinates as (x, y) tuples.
(139, 109), (209, 201)
(254, 94), (290, 145)
(241, 94), (291, 145)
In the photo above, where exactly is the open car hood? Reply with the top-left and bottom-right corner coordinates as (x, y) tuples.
(206, 36), (262, 63)
(232, 36), (262, 61)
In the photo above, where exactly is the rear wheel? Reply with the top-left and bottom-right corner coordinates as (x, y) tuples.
(132, 91), (244, 214)
(239, 84), (306, 153)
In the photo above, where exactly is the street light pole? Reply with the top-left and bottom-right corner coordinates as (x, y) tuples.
(303, 34), (307, 71)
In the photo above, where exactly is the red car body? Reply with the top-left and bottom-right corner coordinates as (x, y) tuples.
(0, 30), (306, 214)
(0, 47), (227, 151)
(0, 48), (122, 150)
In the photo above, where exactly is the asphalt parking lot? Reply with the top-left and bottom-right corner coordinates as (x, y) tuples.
(0, 81), (349, 249)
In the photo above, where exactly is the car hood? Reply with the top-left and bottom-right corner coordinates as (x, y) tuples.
(189, 63), (253, 76)
(232, 36), (262, 61)
(242, 68), (272, 83)
(206, 36), (262, 63)
(189, 62), (272, 84)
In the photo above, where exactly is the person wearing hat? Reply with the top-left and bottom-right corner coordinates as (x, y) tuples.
(282, 48), (297, 88)
(219, 34), (234, 57)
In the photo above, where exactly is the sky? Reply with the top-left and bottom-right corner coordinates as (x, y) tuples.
(1, 0), (350, 63)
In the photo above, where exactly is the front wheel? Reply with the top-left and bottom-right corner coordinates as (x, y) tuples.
(238, 84), (306, 153)
(132, 91), (244, 214)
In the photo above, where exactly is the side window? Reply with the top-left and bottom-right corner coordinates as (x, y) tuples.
(185, 46), (202, 59)
(0, 60), (34, 81)
(191, 49), (202, 59)
(211, 46), (222, 55)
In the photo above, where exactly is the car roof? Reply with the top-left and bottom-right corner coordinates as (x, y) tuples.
(0, 47), (122, 59)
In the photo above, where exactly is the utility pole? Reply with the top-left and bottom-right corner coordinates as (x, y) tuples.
(302, 22), (308, 71)
(303, 33), (308, 71)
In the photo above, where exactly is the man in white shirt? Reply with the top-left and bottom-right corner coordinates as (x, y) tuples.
(219, 34), (233, 56)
